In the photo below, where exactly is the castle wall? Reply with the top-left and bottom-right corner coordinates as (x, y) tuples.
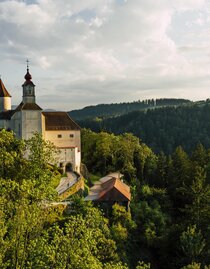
(56, 147), (80, 173)
(21, 110), (42, 140)
(10, 111), (22, 138)
(44, 130), (81, 151)
(0, 119), (10, 129)
(44, 129), (81, 173)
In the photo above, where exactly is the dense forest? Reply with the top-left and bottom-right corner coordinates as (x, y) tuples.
(82, 129), (210, 269)
(77, 102), (210, 154)
(1, 129), (210, 268)
(69, 98), (191, 120)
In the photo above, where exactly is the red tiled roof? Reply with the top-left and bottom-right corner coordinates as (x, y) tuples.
(98, 177), (131, 201)
(0, 79), (11, 97)
(42, 111), (81, 131)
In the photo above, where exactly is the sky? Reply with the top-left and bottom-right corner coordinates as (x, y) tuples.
(0, 0), (210, 110)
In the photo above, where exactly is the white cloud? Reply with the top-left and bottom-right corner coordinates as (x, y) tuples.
(0, 0), (210, 110)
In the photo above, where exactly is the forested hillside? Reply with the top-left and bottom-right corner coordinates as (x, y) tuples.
(81, 129), (210, 269)
(69, 98), (191, 120)
(1, 129), (210, 268)
(78, 102), (210, 154)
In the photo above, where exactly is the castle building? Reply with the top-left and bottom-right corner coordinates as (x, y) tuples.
(0, 66), (81, 173)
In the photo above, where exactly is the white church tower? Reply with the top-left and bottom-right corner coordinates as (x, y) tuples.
(11, 62), (42, 139)
(0, 63), (81, 173)
(22, 60), (36, 104)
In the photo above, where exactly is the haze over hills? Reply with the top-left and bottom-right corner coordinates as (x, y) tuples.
(69, 98), (210, 154)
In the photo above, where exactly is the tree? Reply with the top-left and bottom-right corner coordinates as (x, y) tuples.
(167, 146), (191, 220)
(110, 204), (136, 264)
(180, 166), (210, 229)
(25, 201), (127, 269)
(181, 262), (201, 269)
(180, 225), (205, 264)
(136, 261), (151, 269)
(0, 130), (59, 268)
(191, 143), (207, 167)
(26, 132), (58, 169)
(0, 129), (25, 179)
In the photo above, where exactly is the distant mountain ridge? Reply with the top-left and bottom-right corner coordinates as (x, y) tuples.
(69, 98), (191, 121)
(72, 99), (210, 154)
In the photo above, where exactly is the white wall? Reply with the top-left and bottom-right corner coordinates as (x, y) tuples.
(10, 111), (22, 138)
(44, 129), (81, 173)
(21, 110), (42, 140)
(44, 130), (81, 150)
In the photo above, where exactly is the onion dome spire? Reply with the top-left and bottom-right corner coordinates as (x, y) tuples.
(22, 59), (36, 104)
(24, 59), (32, 81)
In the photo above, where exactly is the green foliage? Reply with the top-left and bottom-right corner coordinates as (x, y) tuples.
(0, 130), (60, 268)
(81, 128), (210, 269)
(181, 263), (210, 269)
(179, 165), (210, 229)
(136, 261), (151, 269)
(0, 130), (128, 268)
(180, 225), (205, 263)
(104, 261), (129, 269)
(0, 129), (25, 179)
(88, 173), (101, 186)
(26, 132), (58, 168)
(2, 124), (210, 269)
(111, 204), (135, 229)
(181, 262), (201, 269)
(81, 129), (155, 182)
(110, 204), (136, 265)
(26, 200), (127, 269)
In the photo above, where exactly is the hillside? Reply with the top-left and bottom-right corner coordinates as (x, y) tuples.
(77, 101), (210, 154)
(2, 128), (210, 269)
(69, 98), (191, 120)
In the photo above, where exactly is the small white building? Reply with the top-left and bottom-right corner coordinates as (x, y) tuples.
(0, 66), (81, 173)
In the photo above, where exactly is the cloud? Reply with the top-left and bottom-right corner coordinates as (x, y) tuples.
(0, 0), (209, 110)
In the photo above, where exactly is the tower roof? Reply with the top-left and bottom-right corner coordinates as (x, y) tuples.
(15, 101), (42, 111)
(22, 60), (35, 86)
(0, 79), (11, 97)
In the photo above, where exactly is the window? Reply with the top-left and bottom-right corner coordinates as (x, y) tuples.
(57, 134), (62, 138)
(69, 134), (74, 138)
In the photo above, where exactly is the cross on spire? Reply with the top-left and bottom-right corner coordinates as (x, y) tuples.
(26, 59), (29, 71)
(24, 59), (32, 81)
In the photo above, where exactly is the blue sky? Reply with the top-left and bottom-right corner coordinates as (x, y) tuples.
(0, 0), (210, 110)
